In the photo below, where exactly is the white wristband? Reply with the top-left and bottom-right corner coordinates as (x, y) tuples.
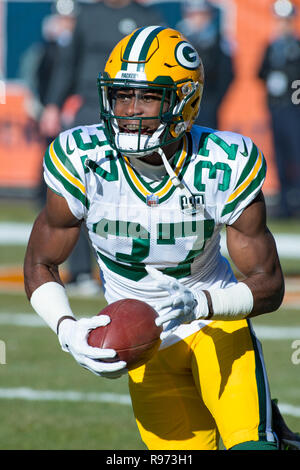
(30, 282), (76, 333)
(194, 290), (210, 318)
(208, 282), (254, 320)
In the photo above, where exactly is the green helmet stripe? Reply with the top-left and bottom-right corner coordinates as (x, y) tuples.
(121, 26), (165, 72)
(137, 26), (165, 71)
(121, 27), (143, 66)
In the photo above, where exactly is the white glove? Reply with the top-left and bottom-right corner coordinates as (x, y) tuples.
(146, 266), (209, 339)
(58, 316), (128, 379)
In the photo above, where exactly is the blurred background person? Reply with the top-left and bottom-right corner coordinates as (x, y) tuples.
(39, 0), (164, 295)
(176, 0), (234, 129)
(258, 0), (300, 218)
(20, 11), (76, 206)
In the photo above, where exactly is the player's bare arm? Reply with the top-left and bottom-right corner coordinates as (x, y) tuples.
(226, 191), (284, 317)
(24, 189), (81, 299)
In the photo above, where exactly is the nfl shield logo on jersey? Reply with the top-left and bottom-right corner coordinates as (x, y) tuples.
(146, 194), (159, 207)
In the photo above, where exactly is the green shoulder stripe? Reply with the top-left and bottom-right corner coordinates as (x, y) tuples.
(235, 142), (259, 189)
(53, 136), (84, 183)
(44, 146), (90, 209)
(221, 157), (266, 217)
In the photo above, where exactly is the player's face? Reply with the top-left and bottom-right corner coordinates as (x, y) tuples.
(112, 88), (170, 136)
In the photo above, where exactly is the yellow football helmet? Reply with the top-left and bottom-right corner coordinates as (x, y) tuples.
(98, 25), (204, 157)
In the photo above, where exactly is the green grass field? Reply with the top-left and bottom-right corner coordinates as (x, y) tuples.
(0, 291), (145, 450)
(0, 199), (299, 450)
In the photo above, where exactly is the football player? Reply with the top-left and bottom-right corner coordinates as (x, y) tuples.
(24, 26), (298, 450)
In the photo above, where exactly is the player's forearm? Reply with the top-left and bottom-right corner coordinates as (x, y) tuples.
(24, 205), (80, 300)
(23, 249), (76, 334)
(241, 267), (285, 318)
(24, 254), (63, 300)
(230, 233), (285, 318)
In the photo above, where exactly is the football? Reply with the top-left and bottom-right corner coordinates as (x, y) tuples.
(87, 299), (163, 370)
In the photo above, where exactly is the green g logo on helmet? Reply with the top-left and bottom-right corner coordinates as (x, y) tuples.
(175, 41), (201, 70)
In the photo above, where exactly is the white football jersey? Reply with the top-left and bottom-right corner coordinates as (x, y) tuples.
(43, 123), (266, 347)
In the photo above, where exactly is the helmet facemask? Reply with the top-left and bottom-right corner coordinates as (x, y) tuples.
(98, 76), (201, 158)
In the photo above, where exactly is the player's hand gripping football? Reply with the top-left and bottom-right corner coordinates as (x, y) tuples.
(146, 267), (209, 339)
(58, 316), (127, 379)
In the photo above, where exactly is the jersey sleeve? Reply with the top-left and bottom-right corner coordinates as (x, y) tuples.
(218, 135), (267, 225)
(43, 129), (89, 220)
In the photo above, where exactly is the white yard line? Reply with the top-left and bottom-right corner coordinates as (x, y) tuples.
(1, 312), (300, 340)
(252, 325), (300, 340)
(278, 403), (300, 418)
(0, 386), (299, 419)
(0, 223), (32, 245)
(0, 387), (131, 406)
(0, 312), (46, 327)
(0, 313), (299, 417)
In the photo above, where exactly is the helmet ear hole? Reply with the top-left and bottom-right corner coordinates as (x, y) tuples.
(191, 97), (200, 109)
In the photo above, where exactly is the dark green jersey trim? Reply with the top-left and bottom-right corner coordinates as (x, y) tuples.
(247, 320), (269, 439)
(128, 139), (185, 194)
(97, 251), (148, 282)
(119, 133), (192, 205)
